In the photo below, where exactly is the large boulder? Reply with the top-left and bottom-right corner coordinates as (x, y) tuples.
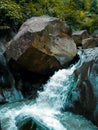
(64, 47), (98, 126)
(6, 16), (77, 74)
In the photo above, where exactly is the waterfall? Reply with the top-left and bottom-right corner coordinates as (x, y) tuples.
(36, 67), (76, 111)
(36, 50), (84, 110)
(0, 50), (98, 130)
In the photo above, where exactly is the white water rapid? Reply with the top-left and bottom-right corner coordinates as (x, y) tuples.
(0, 51), (98, 130)
(36, 66), (76, 111)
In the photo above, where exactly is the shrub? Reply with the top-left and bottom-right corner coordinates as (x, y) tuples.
(0, 0), (23, 31)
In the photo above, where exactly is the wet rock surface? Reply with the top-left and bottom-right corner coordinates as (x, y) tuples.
(15, 114), (36, 130)
(0, 51), (23, 103)
(64, 47), (98, 126)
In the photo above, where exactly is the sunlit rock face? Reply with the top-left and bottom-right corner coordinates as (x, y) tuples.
(64, 47), (98, 126)
(6, 16), (77, 74)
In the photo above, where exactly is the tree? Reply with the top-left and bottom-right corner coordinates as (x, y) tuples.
(0, 0), (98, 33)
(0, 0), (23, 31)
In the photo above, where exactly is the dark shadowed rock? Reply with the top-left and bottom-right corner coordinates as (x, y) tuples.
(15, 114), (35, 130)
(0, 28), (16, 53)
(82, 37), (98, 49)
(0, 51), (23, 103)
(64, 47), (98, 126)
(15, 114), (48, 130)
(6, 16), (77, 74)
(72, 30), (89, 46)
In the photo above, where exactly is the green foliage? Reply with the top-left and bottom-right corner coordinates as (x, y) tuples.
(0, 0), (23, 31)
(63, 0), (98, 33)
(0, 0), (98, 33)
(36, 0), (65, 18)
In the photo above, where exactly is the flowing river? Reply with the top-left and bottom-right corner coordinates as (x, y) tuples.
(0, 51), (98, 130)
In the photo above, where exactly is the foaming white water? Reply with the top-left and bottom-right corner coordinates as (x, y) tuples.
(36, 49), (84, 111)
(0, 51), (98, 130)
(0, 63), (79, 130)
(36, 66), (76, 110)
(0, 103), (66, 130)
(0, 102), (97, 130)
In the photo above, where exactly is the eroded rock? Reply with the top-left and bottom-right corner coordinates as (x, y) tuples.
(72, 30), (89, 46)
(82, 37), (98, 49)
(6, 16), (77, 74)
